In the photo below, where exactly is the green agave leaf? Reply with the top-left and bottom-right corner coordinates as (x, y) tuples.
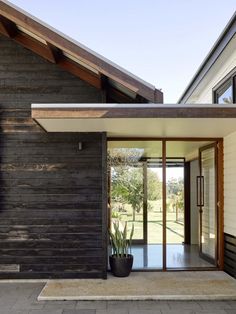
(109, 221), (133, 257)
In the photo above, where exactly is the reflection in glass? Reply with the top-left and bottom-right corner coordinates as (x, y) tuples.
(108, 141), (163, 269)
(216, 80), (233, 104)
(201, 147), (216, 260)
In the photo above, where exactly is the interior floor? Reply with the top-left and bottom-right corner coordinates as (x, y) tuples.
(132, 244), (215, 269)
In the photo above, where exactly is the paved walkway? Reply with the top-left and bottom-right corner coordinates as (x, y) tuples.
(0, 282), (236, 314)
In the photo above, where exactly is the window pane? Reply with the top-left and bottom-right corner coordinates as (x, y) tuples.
(216, 80), (233, 104)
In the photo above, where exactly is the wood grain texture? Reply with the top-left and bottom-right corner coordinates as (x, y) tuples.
(32, 107), (236, 119)
(0, 35), (107, 279)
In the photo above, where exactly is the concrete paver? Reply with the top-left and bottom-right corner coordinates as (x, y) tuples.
(0, 282), (235, 314)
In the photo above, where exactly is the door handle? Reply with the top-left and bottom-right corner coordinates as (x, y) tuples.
(197, 176), (204, 207)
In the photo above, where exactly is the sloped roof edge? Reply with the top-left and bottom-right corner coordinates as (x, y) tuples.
(0, 0), (163, 103)
(178, 11), (236, 104)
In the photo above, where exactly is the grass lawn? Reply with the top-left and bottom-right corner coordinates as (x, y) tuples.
(111, 200), (184, 244)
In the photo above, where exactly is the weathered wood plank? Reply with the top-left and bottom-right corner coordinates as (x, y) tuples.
(0, 35), (107, 279)
(0, 240), (103, 249)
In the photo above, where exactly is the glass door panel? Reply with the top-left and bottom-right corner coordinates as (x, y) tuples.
(109, 161), (145, 243)
(165, 141), (217, 269)
(108, 141), (162, 269)
(147, 159), (163, 268)
(166, 159), (185, 268)
(199, 144), (217, 264)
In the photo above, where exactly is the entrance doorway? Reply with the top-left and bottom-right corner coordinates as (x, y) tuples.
(107, 139), (223, 270)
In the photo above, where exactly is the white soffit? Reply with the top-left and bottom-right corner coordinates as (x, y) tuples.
(35, 118), (236, 138)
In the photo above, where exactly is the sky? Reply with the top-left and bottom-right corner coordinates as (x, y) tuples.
(8, 0), (236, 103)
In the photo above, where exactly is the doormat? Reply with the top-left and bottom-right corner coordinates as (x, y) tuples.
(38, 271), (236, 301)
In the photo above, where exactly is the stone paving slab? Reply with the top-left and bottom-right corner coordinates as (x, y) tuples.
(38, 272), (236, 301)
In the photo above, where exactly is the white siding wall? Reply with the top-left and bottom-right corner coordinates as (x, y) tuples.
(184, 36), (236, 238)
(224, 131), (236, 236)
(194, 49), (236, 103)
(187, 35), (236, 104)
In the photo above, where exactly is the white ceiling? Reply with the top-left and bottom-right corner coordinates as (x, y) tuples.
(36, 117), (236, 138)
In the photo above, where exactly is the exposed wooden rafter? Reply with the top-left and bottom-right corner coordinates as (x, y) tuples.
(14, 32), (58, 63)
(57, 57), (102, 89)
(0, 2), (164, 102)
(0, 17), (146, 99)
(0, 1), (163, 102)
(0, 15), (102, 89)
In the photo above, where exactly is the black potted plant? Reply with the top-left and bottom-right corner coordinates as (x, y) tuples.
(109, 221), (134, 277)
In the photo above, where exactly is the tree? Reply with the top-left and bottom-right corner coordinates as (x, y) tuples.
(147, 169), (162, 201)
(108, 148), (162, 221)
(111, 164), (162, 221)
(167, 176), (184, 216)
(111, 166), (143, 221)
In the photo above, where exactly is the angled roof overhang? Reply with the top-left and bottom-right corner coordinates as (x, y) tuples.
(178, 11), (236, 104)
(0, 0), (163, 103)
(32, 103), (236, 138)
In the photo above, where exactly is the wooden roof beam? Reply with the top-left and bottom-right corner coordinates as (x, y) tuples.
(0, 19), (101, 89)
(0, 16), (56, 63)
(14, 32), (58, 63)
(0, 2), (163, 103)
(57, 57), (102, 89)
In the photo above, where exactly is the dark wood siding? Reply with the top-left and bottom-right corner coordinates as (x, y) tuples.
(224, 233), (236, 278)
(0, 35), (107, 278)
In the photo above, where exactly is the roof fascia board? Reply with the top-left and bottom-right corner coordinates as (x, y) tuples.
(31, 103), (236, 119)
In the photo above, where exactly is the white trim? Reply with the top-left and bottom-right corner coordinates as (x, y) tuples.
(31, 103), (236, 109)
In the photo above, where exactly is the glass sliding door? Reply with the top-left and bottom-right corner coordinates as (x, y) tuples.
(110, 160), (145, 243)
(108, 140), (163, 269)
(166, 157), (185, 269)
(108, 139), (220, 271)
(199, 144), (217, 265)
(146, 158), (163, 268)
(165, 141), (218, 269)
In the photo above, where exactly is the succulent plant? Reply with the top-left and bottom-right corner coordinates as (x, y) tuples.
(109, 221), (134, 257)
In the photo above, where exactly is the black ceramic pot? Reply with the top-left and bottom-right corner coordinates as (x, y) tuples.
(109, 254), (133, 277)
